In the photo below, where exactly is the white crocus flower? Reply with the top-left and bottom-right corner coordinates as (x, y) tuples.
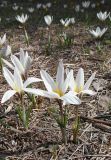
(70, 18), (75, 24)
(42, 5), (47, 9)
(89, 27), (107, 38)
(60, 18), (71, 27)
(69, 68), (96, 95)
(0, 34), (6, 47)
(36, 3), (42, 9)
(101, 0), (105, 4)
(75, 5), (80, 12)
(12, 6), (19, 11)
(16, 14), (28, 24)
(24, 61), (81, 105)
(97, 11), (110, 21)
(91, 3), (96, 8)
(28, 7), (34, 13)
(82, 1), (90, 8)
(46, 2), (51, 8)
(1, 67), (42, 103)
(64, 4), (67, 8)
(0, 45), (11, 58)
(2, 48), (32, 76)
(44, 15), (53, 26)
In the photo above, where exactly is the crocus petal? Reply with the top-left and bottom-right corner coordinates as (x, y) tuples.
(84, 72), (96, 90)
(14, 67), (23, 91)
(11, 55), (24, 74)
(23, 77), (42, 88)
(3, 67), (14, 89)
(56, 60), (64, 90)
(24, 55), (32, 71)
(1, 90), (16, 103)
(61, 91), (81, 105)
(40, 70), (56, 92)
(82, 89), (96, 95)
(62, 70), (72, 93)
(69, 70), (76, 91)
(24, 88), (59, 99)
(5, 105), (13, 113)
(2, 58), (14, 70)
(76, 68), (84, 89)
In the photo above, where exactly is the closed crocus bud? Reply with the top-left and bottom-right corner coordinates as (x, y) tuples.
(0, 45), (12, 58)
(75, 5), (80, 12)
(0, 34), (6, 47)
(44, 15), (53, 26)
(70, 18), (75, 24)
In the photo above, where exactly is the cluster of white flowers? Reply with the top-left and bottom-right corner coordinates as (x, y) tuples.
(1, 58), (96, 105)
(89, 11), (110, 39)
(36, 2), (52, 9)
(0, 34), (96, 106)
(44, 15), (75, 27)
(60, 18), (75, 27)
(74, 0), (106, 13)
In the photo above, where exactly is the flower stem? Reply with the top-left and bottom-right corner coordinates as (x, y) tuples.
(60, 126), (67, 145)
(72, 106), (79, 143)
(58, 100), (67, 145)
(0, 56), (3, 71)
(20, 93), (28, 130)
(23, 26), (29, 47)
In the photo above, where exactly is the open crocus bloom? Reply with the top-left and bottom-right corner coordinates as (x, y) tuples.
(24, 60), (81, 105)
(82, 1), (90, 8)
(28, 7), (34, 13)
(16, 14), (28, 24)
(2, 48), (32, 76)
(69, 68), (96, 95)
(89, 27), (107, 39)
(60, 18), (71, 27)
(97, 11), (110, 21)
(1, 67), (42, 103)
